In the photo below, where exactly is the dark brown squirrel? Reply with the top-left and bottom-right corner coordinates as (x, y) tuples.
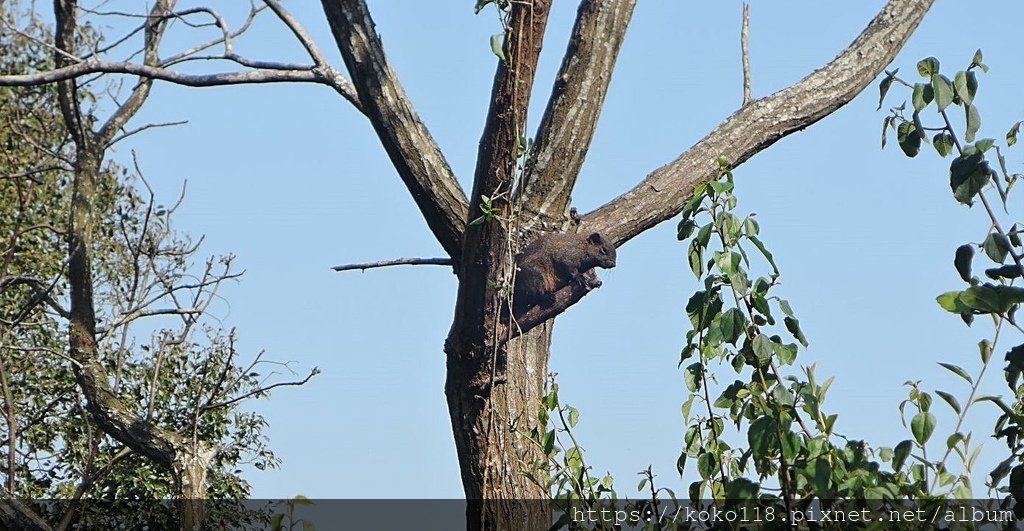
(513, 231), (616, 313)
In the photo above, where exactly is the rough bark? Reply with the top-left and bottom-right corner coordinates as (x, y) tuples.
(443, 2), (554, 530)
(517, 0), (637, 235)
(174, 446), (217, 531)
(0, 485), (53, 531)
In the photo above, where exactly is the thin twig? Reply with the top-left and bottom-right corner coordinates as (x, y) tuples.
(741, 3), (751, 105)
(331, 257), (454, 272)
(109, 120), (188, 146)
(201, 368), (320, 411)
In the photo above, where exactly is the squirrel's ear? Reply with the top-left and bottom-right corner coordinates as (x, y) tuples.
(587, 232), (604, 244)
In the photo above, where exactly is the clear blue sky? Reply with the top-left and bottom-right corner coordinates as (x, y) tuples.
(111, 1), (1024, 498)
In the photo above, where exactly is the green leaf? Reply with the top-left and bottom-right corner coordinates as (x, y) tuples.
(976, 138), (996, 153)
(697, 223), (712, 247)
(938, 362), (973, 384)
(897, 121), (921, 157)
(677, 218), (697, 240)
(566, 406), (580, 428)
(965, 103), (981, 143)
(781, 431), (802, 461)
(972, 49), (984, 67)
(966, 70), (980, 100)
(773, 341), (798, 366)
(935, 390), (962, 414)
(542, 429), (555, 455)
(784, 316), (809, 347)
(748, 235), (779, 277)
(979, 339), (992, 364)
(910, 411), (936, 444)
(752, 295), (774, 326)
(953, 71), (972, 106)
(743, 216), (759, 237)
(936, 291), (970, 313)
(681, 394), (695, 420)
(718, 308), (747, 346)
(680, 190), (705, 220)
(878, 71), (896, 110)
(684, 363), (704, 393)
(688, 239), (704, 278)
(684, 424), (700, 450)
(565, 446), (583, 470)
(725, 478), (759, 500)
(542, 387), (559, 410)
(1008, 122), (1022, 147)
(919, 391), (933, 412)
(954, 244), (974, 282)
(489, 34), (506, 63)
(709, 179), (734, 195)
(933, 133), (954, 157)
(960, 284), (1001, 313)
(892, 440), (912, 472)
(747, 416), (777, 462)
(680, 344), (696, 364)
(676, 453), (687, 477)
(995, 285), (1024, 309)
(932, 74), (954, 111)
(949, 147), (990, 205)
(697, 451), (717, 480)
(912, 83), (933, 112)
(804, 458), (833, 498)
(772, 385), (796, 408)
(751, 334), (774, 367)
(917, 57), (940, 78)
(983, 233), (1011, 263)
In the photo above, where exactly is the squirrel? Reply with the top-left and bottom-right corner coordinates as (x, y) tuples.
(513, 231), (617, 314)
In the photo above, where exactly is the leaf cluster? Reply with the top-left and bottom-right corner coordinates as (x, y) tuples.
(881, 50), (1024, 518)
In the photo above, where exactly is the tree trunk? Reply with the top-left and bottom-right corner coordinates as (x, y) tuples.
(174, 445), (216, 531)
(447, 323), (554, 531)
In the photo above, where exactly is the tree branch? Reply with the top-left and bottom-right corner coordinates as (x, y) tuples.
(201, 367), (320, 411)
(741, 3), (751, 105)
(581, 0), (935, 245)
(0, 484), (53, 531)
(331, 257), (453, 272)
(97, 0), (175, 147)
(0, 4), (364, 111)
(57, 0), (183, 470)
(321, 0), (468, 261)
(502, 270), (605, 341)
(517, 0), (637, 233)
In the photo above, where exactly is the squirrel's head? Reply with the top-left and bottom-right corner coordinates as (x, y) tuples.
(586, 232), (617, 269)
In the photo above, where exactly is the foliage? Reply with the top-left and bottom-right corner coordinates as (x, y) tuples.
(881, 50), (1024, 517)
(537, 139), (1024, 527)
(1, 7), (293, 528)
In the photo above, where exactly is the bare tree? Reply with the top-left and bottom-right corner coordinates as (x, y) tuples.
(0, 0), (935, 529)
